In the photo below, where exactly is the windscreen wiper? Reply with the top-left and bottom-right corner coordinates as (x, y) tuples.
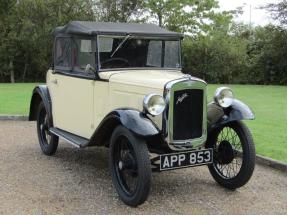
(110, 34), (130, 58)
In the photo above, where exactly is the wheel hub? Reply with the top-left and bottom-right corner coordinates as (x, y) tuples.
(217, 140), (234, 164)
(120, 153), (136, 170)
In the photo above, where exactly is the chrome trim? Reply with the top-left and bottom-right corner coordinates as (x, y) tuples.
(143, 93), (166, 116)
(162, 77), (190, 137)
(163, 75), (207, 151)
(214, 87), (234, 108)
(162, 75), (206, 136)
(164, 74), (207, 91)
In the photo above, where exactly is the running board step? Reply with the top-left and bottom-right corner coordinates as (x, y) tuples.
(49, 127), (88, 148)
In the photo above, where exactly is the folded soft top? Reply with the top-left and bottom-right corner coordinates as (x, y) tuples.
(53, 21), (183, 38)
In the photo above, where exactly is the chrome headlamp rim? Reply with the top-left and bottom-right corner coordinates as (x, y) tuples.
(143, 93), (166, 116)
(214, 87), (234, 108)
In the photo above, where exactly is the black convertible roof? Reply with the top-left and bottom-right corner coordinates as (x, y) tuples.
(53, 21), (183, 38)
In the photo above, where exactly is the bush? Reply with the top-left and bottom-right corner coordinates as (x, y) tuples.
(182, 25), (287, 85)
(182, 33), (249, 84)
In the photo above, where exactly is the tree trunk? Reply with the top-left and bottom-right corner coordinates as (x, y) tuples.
(9, 60), (15, 83)
(22, 62), (28, 83)
(158, 13), (163, 27)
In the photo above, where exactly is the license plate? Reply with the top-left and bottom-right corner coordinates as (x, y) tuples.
(160, 149), (213, 171)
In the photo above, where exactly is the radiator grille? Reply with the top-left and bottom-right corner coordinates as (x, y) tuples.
(173, 89), (203, 140)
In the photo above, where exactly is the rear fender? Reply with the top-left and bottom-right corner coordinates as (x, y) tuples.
(29, 85), (52, 123)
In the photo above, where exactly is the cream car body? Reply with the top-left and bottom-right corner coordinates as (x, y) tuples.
(47, 69), (187, 138)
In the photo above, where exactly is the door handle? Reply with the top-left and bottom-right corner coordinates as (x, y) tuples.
(51, 79), (58, 84)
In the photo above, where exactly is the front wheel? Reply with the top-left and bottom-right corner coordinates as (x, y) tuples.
(206, 121), (255, 190)
(109, 125), (151, 207)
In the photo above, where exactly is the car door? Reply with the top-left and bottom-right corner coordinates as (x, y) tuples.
(48, 37), (96, 138)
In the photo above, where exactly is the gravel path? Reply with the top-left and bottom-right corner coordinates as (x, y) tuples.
(0, 121), (286, 215)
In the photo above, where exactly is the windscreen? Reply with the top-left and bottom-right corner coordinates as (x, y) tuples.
(98, 36), (181, 70)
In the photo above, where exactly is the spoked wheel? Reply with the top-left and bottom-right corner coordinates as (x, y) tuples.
(37, 102), (58, 155)
(110, 125), (151, 207)
(207, 121), (255, 189)
(114, 136), (139, 195)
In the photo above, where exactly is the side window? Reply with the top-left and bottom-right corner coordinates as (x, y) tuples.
(146, 41), (162, 67)
(55, 38), (72, 68)
(73, 39), (94, 72)
(164, 41), (180, 68)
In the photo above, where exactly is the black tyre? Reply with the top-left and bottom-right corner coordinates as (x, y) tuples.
(109, 125), (151, 207)
(206, 121), (255, 189)
(36, 102), (58, 155)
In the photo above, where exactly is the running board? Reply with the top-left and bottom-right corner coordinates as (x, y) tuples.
(49, 127), (89, 148)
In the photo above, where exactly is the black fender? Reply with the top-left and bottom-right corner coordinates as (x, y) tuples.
(88, 108), (160, 147)
(29, 85), (52, 123)
(207, 99), (255, 131)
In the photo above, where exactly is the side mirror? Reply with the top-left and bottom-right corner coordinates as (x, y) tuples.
(85, 64), (96, 73)
(85, 63), (100, 80)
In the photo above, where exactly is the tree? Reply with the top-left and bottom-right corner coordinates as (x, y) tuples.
(247, 25), (287, 84)
(0, 0), (95, 83)
(144, 0), (220, 34)
(0, 0), (17, 82)
(182, 29), (249, 84)
(265, 0), (287, 27)
(0, 0), (286, 85)
(93, 0), (144, 22)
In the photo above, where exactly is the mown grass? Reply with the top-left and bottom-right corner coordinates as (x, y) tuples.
(0, 83), (286, 162)
(0, 83), (40, 115)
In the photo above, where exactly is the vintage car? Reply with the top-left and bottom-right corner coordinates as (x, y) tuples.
(29, 21), (255, 206)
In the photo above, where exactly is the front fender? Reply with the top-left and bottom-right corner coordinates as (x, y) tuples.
(207, 99), (255, 131)
(114, 109), (160, 136)
(88, 109), (160, 146)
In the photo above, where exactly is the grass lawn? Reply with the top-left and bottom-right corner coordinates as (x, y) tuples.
(0, 83), (40, 115)
(0, 83), (286, 163)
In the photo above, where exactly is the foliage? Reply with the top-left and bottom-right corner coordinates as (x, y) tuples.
(182, 18), (250, 84)
(144, 0), (220, 34)
(0, 0), (287, 85)
(182, 20), (287, 85)
(183, 33), (249, 84)
(93, 0), (144, 22)
(0, 0), (94, 82)
(247, 25), (287, 85)
(264, 0), (287, 27)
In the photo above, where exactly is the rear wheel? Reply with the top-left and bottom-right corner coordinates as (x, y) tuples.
(207, 121), (255, 189)
(36, 102), (58, 155)
(109, 125), (151, 207)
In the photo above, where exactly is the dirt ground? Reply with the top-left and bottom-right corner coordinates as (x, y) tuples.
(0, 121), (286, 215)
